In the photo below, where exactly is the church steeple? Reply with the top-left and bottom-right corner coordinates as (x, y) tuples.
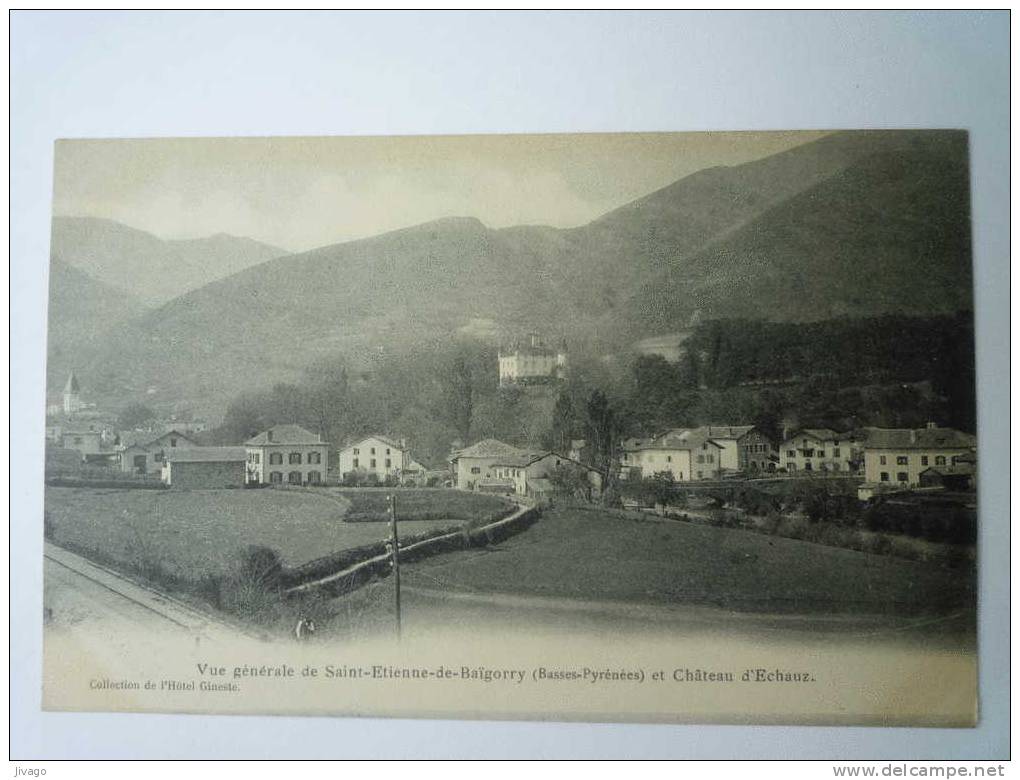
(63, 371), (81, 414)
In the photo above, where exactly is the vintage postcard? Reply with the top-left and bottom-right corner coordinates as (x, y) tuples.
(42, 130), (977, 725)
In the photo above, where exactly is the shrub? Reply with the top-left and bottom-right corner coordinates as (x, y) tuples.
(238, 545), (283, 589)
(778, 516), (811, 540)
(219, 574), (281, 625)
(864, 535), (893, 556)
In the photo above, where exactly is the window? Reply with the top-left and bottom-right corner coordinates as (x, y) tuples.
(667, 455), (672, 463)
(353, 458), (359, 468)
(170, 437), (177, 447)
(307, 471), (321, 484)
(818, 450), (825, 458)
(935, 455), (946, 466)
(353, 448), (359, 455)
(880, 472), (889, 482)
(896, 456), (908, 465)
(289, 452), (302, 464)
(386, 448), (390, 455)
(370, 459), (377, 468)
(788, 463), (797, 472)
(897, 472), (909, 483)
(371, 447), (376, 455)
(270, 452), (283, 465)
(803, 449), (815, 458)
(311, 452), (322, 464)
(879, 455), (887, 465)
(787, 450), (796, 458)
(707, 454), (714, 463)
(804, 462), (813, 471)
(833, 447), (841, 457)
(254, 453), (260, 464)
(270, 471), (283, 483)
(696, 454), (705, 464)
(470, 467), (481, 475)
(288, 471), (302, 484)
(921, 456), (929, 466)
(385, 458), (391, 468)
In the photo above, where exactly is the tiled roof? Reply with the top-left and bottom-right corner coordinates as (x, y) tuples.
(166, 446), (247, 463)
(697, 425), (756, 440)
(245, 424), (324, 446)
(343, 434), (406, 452)
(118, 429), (197, 450)
(860, 426), (976, 450)
(452, 438), (535, 461)
(622, 430), (723, 452)
(920, 464), (976, 477)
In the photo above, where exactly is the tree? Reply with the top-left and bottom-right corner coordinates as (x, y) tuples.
(585, 389), (619, 483)
(444, 350), (475, 443)
(117, 402), (156, 430)
(301, 358), (350, 446)
(547, 390), (577, 453)
(547, 463), (593, 502)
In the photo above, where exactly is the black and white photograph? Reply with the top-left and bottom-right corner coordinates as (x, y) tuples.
(40, 129), (979, 725)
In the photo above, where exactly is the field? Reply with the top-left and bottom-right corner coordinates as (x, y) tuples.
(330, 488), (510, 523)
(44, 486), (508, 581)
(401, 505), (975, 617)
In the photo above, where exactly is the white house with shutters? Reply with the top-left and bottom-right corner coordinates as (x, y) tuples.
(244, 424), (330, 485)
(337, 435), (424, 483)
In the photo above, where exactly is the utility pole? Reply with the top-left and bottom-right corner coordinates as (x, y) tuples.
(387, 493), (402, 640)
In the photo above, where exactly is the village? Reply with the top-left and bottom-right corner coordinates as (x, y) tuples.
(45, 334), (978, 507)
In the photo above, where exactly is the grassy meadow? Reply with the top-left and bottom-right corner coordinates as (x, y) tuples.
(44, 486), (506, 582)
(401, 505), (975, 617)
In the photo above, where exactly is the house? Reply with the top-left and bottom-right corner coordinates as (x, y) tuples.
(162, 447), (247, 489)
(245, 424), (330, 485)
(497, 334), (567, 387)
(450, 438), (543, 491)
(492, 450), (603, 499)
(860, 423), (976, 488)
(918, 464), (976, 492)
(778, 429), (859, 473)
(118, 429), (198, 474)
(676, 425), (776, 473)
(60, 429), (103, 456)
(620, 430), (724, 482)
(337, 435), (418, 483)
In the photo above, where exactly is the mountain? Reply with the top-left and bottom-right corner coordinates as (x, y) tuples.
(60, 130), (972, 416)
(50, 217), (287, 305)
(633, 131), (972, 327)
(46, 257), (147, 392)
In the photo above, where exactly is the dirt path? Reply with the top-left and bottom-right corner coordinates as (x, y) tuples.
(43, 542), (251, 643)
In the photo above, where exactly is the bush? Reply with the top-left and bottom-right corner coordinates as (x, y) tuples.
(778, 516), (811, 540)
(238, 545), (283, 589)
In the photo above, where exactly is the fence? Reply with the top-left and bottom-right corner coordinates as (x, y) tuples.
(45, 467), (166, 490)
(283, 502), (540, 599)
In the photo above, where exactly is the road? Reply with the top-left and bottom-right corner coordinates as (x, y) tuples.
(43, 542), (247, 645)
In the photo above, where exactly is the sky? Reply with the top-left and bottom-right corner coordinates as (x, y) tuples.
(53, 131), (829, 253)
